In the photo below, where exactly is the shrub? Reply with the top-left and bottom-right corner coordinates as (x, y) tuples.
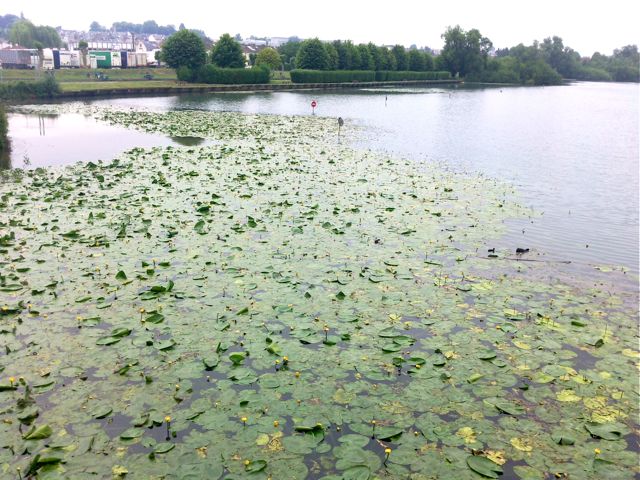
(374, 71), (451, 81)
(176, 66), (195, 82)
(0, 75), (60, 100)
(290, 70), (375, 83)
(195, 65), (270, 84)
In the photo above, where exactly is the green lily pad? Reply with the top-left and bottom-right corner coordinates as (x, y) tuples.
(153, 442), (175, 454)
(585, 422), (630, 440)
(120, 427), (145, 440)
(466, 455), (503, 478)
(23, 424), (52, 440)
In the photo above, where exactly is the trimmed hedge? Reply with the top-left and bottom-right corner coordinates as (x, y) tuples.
(178, 65), (271, 84)
(374, 71), (451, 81)
(290, 70), (451, 83)
(0, 75), (61, 100)
(290, 70), (375, 83)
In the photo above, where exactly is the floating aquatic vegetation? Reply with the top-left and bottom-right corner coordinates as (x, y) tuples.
(0, 106), (637, 479)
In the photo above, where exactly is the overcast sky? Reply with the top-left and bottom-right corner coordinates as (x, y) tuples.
(15, 0), (639, 56)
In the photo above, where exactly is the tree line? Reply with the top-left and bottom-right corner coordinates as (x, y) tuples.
(441, 26), (639, 84)
(1, 12), (637, 85)
(277, 39), (435, 72)
(4, 18), (62, 49)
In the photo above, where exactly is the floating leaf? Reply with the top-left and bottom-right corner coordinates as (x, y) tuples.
(585, 422), (630, 440)
(23, 424), (52, 440)
(466, 455), (503, 478)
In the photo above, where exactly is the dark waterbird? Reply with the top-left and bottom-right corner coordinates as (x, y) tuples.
(515, 248), (530, 254)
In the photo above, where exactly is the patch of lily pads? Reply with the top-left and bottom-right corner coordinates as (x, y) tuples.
(0, 105), (638, 479)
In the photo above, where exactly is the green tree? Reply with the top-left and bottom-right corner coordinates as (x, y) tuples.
(8, 20), (33, 46)
(440, 25), (492, 76)
(382, 47), (397, 71)
(89, 21), (106, 32)
(391, 45), (408, 71)
(367, 43), (384, 70)
(0, 14), (19, 37)
(161, 29), (207, 70)
(142, 20), (159, 33)
(9, 20), (61, 48)
(211, 33), (245, 68)
(332, 40), (351, 70)
(354, 44), (370, 70)
(423, 51), (434, 71)
(295, 38), (330, 70)
(277, 40), (301, 70)
(325, 42), (338, 70)
(408, 49), (425, 71)
(255, 47), (282, 70)
(540, 36), (579, 78)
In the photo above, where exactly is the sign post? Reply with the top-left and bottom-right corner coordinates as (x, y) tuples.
(311, 100), (317, 114)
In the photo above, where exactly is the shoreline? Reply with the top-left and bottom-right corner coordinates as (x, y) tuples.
(39, 79), (463, 101)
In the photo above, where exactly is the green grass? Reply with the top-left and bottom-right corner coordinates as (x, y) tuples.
(0, 68), (177, 83)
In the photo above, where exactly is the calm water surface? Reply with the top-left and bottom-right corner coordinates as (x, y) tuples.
(5, 82), (639, 274)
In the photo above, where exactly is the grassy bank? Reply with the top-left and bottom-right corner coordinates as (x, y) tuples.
(0, 68), (178, 83)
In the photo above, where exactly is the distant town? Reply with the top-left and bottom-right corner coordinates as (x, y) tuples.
(0, 13), (439, 71)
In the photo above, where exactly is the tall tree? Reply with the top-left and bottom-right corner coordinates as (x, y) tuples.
(408, 49), (425, 71)
(440, 25), (492, 76)
(211, 33), (245, 68)
(277, 40), (301, 70)
(357, 44), (374, 70)
(391, 45), (408, 71)
(9, 20), (61, 48)
(295, 38), (330, 70)
(540, 36), (578, 78)
(161, 29), (207, 70)
(89, 21), (107, 32)
(332, 40), (352, 70)
(255, 47), (282, 70)
(324, 42), (338, 70)
(367, 43), (384, 70)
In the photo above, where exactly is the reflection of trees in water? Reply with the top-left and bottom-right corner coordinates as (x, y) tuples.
(0, 148), (10, 170)
(170, 136), (205, 146)
(0, 105), (7, 169)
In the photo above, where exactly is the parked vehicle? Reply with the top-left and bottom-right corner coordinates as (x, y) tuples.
(58, 51), (81, 68)
(90, 51), (112, 69)
(0, 49), (34, 69)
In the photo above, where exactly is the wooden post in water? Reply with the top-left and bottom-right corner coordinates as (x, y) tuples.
(338, 117), (344, 142)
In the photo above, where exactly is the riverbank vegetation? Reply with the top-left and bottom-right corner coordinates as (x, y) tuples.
(0, 74), (60, 100)
(438, 26), (639, 85)
(276, 28), (638, 86)
(290, 70), (451, 83)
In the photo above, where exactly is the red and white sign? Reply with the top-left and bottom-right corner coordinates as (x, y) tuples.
(311, 100), (317, 108)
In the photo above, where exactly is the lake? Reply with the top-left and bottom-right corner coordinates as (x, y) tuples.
(5, 82), (639, 274)
(1, 81), (638, 480)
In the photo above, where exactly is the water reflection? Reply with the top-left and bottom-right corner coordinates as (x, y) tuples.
(5, 83), (638, 273)
(170, 136), (206, 146)
(7, 113), (182, 169)
(0, 145), (10, 170)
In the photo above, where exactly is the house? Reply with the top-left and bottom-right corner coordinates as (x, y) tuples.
(268, 37), (291, 48)
(241, 44), (267, 67)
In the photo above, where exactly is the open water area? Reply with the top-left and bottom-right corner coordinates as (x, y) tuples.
(5, 82), (638, 279)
